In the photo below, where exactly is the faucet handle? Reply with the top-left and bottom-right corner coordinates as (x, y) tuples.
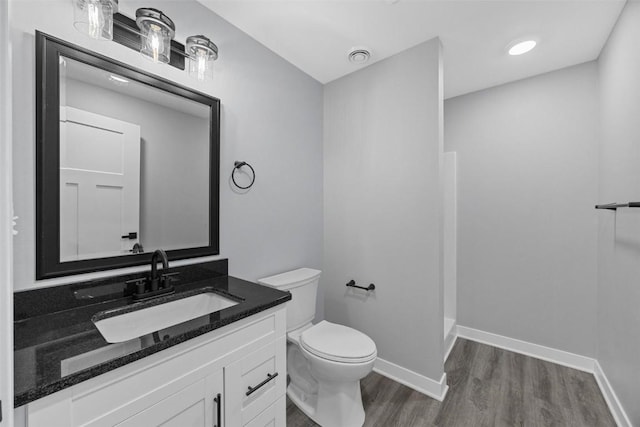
(160, 272), (180, 288)
(125, 277), (147, 296)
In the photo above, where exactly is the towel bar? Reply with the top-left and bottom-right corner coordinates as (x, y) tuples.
(346, 280), (375, 291)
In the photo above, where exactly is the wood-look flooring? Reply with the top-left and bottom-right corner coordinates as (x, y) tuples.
(286, 338), (616, 427)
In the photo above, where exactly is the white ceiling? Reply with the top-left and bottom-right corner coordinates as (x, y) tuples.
(64, 57), (209, 118)
(197, 0), (625, 99)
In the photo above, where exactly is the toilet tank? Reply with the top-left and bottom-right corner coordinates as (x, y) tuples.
(257, 268), (321, 332)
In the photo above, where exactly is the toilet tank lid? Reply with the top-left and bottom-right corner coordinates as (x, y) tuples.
(257, 268), (321, 289)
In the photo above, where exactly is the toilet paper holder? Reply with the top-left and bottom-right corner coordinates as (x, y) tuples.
(346, 280), (375, 291)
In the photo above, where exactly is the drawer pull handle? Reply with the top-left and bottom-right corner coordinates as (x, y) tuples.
(213, 393), (222, 427)
(246, 372), (278, 396)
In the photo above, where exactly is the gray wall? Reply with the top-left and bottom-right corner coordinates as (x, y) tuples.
(65, 79), (210, 251)
(597, 1), (640, 423)
(11, 0), (324, 311)
(443, 152), (457, 325)
(444, 62), (600, 357)
(323, 39), (445, 381)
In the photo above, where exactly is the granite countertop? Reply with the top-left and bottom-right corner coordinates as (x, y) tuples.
(13, 260), (291, 407)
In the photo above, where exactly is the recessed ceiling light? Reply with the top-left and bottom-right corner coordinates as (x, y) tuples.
(109, 74), (129, 85)
(508, 40), (537, 56)
(348, 48), (371, 64)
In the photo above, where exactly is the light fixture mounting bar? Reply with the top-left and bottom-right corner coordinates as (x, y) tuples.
(112, 12), (187, 70)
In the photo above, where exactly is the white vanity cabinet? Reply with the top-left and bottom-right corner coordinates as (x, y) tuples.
(24, 306), (286, 427)
(116, 371), (223, 427)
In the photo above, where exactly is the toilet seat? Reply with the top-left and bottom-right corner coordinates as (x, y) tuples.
(300, 321), (377, 364)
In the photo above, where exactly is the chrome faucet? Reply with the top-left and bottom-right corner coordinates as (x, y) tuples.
(150, 249), (169, 291)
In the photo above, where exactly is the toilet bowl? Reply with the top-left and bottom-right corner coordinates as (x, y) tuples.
(258, 269), (377, 427)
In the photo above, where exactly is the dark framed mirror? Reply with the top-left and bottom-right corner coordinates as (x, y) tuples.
(36, 31), (220, 279)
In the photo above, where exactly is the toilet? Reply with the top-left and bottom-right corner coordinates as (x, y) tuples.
(258, 268), (377, 427)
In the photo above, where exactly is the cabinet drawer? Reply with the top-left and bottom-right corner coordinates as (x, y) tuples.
(115, 379), (208, 427)
(225, 337), (286, 426)
(243, 396), (285, 427)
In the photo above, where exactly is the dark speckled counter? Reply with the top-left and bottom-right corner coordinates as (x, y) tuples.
(13, 260), (291, 408)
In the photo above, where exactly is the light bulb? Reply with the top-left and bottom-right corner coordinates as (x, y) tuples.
(136, 8), (175, 64)
(146, 24), (164, 63)
(186, 35), (218, 81)
(73, 0), (116, 40)
(73, 0), (113, 40)
(195, 49), (208, 81)
(86, 1), (105, 38)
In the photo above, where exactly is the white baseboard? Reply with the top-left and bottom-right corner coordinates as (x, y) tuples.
(456, 325), (595, 373)
(444, 325), (458, 362)
(594, 360), (633, 427)
(373, 357), (448, 401)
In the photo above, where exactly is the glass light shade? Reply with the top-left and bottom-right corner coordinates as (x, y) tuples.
(136, 8), (175, 64)
(72, 0), (117, 41)
(187, 35), (218, 81)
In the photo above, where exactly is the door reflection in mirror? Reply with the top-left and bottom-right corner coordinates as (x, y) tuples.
(58, 57), (210, 262)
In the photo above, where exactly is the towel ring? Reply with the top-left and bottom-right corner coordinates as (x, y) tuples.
(232, 161), (255, 190)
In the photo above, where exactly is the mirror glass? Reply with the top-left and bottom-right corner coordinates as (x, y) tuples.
(58, 57), (210, 261)
(36, 32), (220, 279)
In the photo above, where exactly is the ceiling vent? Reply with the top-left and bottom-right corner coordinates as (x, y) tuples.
(348, 48), (371, 64)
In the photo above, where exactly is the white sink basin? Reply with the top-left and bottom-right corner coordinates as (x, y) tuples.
(93, 291), (239, 343)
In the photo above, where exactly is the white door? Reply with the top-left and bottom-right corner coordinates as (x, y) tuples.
(115, 371), (223, 427)
(59, 107), (141, 261)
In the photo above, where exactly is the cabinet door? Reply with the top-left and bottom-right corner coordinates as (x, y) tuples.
(225, 337), (286, 427)
(243, 396), (285, 427)
(115, 370), (223, 427)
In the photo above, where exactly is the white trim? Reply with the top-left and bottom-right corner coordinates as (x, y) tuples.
(373, 357), (448, 401)
(0, 0), (14, 425)
(444, 324), (457, 362)
(457, 325), (595, 373)
(594, 360), (633, 427)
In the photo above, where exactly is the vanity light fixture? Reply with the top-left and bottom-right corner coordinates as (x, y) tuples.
(135, 8), (175, 64)
(72, 0), (118, 40)
(72, 5), (220, 74)
(508, 39), (537, 56)
(186, 35), (218, 81)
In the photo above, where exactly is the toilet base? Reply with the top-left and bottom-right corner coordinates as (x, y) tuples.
(315, 379), (365, 427)
(287, 382), (318, 421)
(286, 328), (373, 427)
(287, 380), (365, 427)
